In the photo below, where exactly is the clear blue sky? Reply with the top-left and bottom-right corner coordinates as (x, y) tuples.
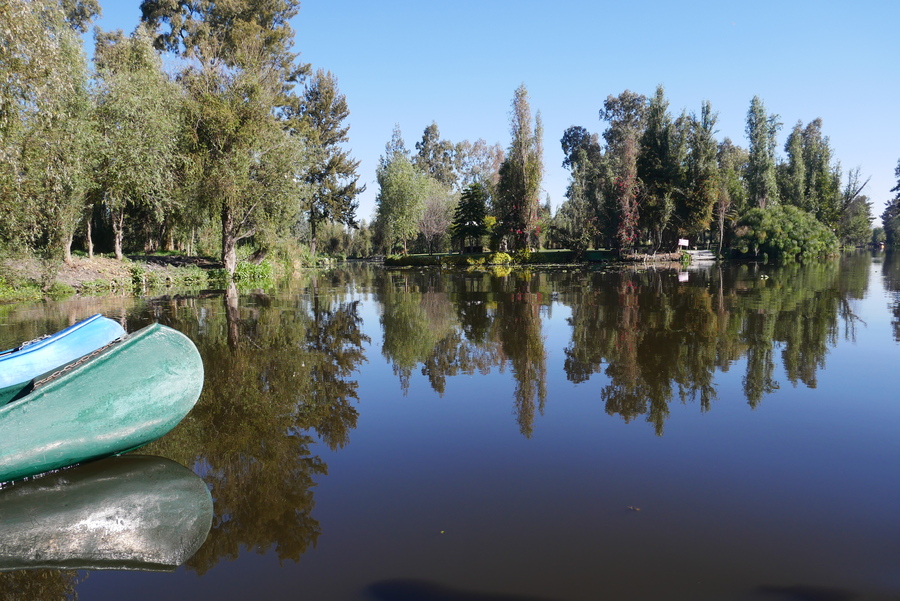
(94, 0), (899, 225)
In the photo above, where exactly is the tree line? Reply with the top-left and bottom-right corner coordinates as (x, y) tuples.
(0, 0), (363, 275)
(2, 1), (894, 273)
(372, 85), (888, 262)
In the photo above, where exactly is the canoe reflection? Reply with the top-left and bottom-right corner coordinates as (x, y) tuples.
(0, 455), (212, 571)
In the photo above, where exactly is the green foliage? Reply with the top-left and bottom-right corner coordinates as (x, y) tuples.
(778, 119), (842, 227)
(93, 25), (182, 260)
(487, 252), (513, 265)
(512, 248), (534, 264)
(44, 281), (75, 300)
(745, 96), (781, 209)
(882, 159), (900, 246)
(384, 254), (442, 267)
(296, 69), (363, 254)
(234, 260), (274, 283)
(451, 182), (489, 251)
(0, 275), (42, 304)
(637, 86), (680, 246)
(375, 147), (427, 252)
(131, 262), (209, 292)
(732, 205), (838, 262)
(682, 101), (719, 236)
(414, 122), (459, 188)
(496, 84), (544, 251)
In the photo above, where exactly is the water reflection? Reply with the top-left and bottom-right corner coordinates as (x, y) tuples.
(373, 256), (866, 436)
(882, 251), (900, 340)
(142, 279), (369, 573)
(377, 270), (549, 436)
(0, 255), (882, 599)
(0, 455), (211, 571)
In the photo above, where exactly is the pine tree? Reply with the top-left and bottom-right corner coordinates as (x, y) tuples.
(451, 183), (488, 253)
(299, 69), (364, 255)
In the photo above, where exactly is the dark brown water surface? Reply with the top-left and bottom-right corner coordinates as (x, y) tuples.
(1, 252), (898, 601)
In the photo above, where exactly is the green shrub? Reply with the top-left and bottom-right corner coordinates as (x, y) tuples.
(79, 279), (114, 295)
(130, 265), (146, 290)
(733, 205), (838, 263)
(45, 281), (74, 300)
(487, 252), (513, 265)
(0, 275), (42, 303)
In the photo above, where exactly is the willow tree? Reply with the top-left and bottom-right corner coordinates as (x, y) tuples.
(0, 0), (98, 258)
(92, 26), (180, 260)
(181, 56), (309, 274)
(374, 150), (426, 253)
(496, 84), (543, 251)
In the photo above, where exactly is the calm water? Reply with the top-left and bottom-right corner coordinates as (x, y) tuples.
(1, 253), (899, 601)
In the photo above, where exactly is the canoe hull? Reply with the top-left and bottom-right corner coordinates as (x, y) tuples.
(0, 323), (203, 484)
(0, 455), (213, 571)
(0, 314), (126, 403)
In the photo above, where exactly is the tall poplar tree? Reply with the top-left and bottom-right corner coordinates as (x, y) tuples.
(560, 126), (604, 251)
(297, 69), (363, 255)
(745, 96), (780, 209)
(496, 84), (543, 251)
(780, 122), (807, 210)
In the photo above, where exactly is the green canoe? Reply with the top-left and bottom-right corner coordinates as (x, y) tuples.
(0, 323), (204, 484)
(0, 455), (212, 571)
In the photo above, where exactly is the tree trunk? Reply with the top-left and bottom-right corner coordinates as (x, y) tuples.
(86, 216), (93, 259)
(64, 230), (73, 264)
(248, 248), (267, 264)
(222, 206), (237, 276)
(310, 218), (318, 256)
(112, 209), (125, 261)
(225, 282), (240, 349)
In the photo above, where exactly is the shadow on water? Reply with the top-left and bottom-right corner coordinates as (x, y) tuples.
(366, 579), (565, 601)
(755, 584), (858, 601)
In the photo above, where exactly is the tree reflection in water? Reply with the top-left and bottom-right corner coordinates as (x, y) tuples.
(378, 269), (548, 437)
(377, 254), (868, 437)
(0, 256), (876, 597)
(144, 276), (369, 573)
(882, 251), (900, 340)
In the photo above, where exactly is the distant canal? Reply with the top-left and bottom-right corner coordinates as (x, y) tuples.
(1, 252), (899, 601)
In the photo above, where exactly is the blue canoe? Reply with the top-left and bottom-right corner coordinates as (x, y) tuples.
(0, 314), (126, 404)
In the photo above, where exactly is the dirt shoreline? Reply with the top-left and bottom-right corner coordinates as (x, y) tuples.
(2, 255), (222, 291)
